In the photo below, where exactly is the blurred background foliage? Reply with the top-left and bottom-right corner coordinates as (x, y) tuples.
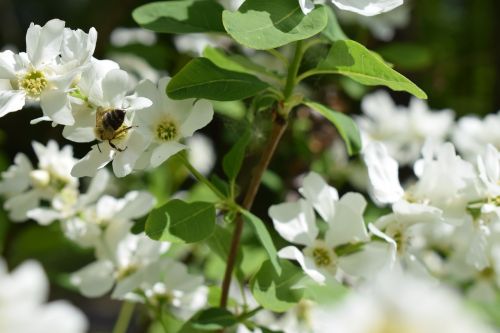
(0, 0), (499, 331)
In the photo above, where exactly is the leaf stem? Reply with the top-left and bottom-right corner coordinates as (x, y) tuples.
(112, 301), (135, 333)
(266, 48), (289, 65)
(283, 40), (304, 101)
(296, 69), (323, 83)
(178, 153), (226, 200)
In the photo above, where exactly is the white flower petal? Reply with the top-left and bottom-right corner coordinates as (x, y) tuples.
(326, 192), (369, 247)
(278, 246), (326, 284)
(35, 301), (88, 333)
(0, 90), (25, 118)
(26, 208), (61, 225)
(78, 169), (110, 207)
(0, 50), (18, 78)
(4, 190), (40, 222)
(116, 191), (156, 220)
(71, 261), (115, 297)
(124, 96), (152, 111)
(61, 26), (97, 66)
(363, 142), (404, 204)
(11, 260), (49, 305)
(299, 172), (338, 222)
(71, 145), (113, 178)
(331, 0), (403, 16)
(180, 100), (214, 138)
(112, 131), (149, 177)
(269, 199), (317, 246)
(339, 241), (395, 279)
(0, 153), (33, 195)
(40, 90), (74, 125)
(26, 19), (65, 66)
(392, 200), (443, 225)
(101, 69), (129, 107)
(298, 0), (315, 14)
(150, 141), (186, 168)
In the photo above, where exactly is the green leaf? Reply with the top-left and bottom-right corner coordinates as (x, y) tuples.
(302, 279), (348, 304)
(145, 199), (216, 243)
(206, 225), (242, 265)
(133, 0), (225, 34)
(223, 130), (252, 181)
(322, 6), (347, 41)
(315, 40), (427, 99)
(304, 101), (362, 156)
(222, 0), (328, 50)
(190, 308), (237, 330)
(242, 210), (281, 275)
(167, 58), (269, 101)
(251, 259), (304, 312)
(130, 215), (147, 235)
(203, 47), (279, 79)
(178, 308), (237, 332)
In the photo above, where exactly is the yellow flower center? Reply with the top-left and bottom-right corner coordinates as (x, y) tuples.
(155, 119), (179, 142)
(312, 247), (333, 267)
(19, 69), (48, 98)
(115, 265), (138, 281)
(304, 241), (337, 272)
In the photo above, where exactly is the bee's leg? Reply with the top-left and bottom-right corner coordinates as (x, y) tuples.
(96, 142), (102, 153)
(109, 140), (127, 152)
(114, 126), (137, 137)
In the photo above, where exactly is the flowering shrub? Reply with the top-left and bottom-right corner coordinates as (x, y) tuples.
(0, 0), (499, 332)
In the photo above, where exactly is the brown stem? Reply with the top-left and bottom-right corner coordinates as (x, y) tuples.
(219, 110), (288, 309)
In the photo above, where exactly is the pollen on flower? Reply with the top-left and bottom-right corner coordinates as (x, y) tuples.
(115, 265), (138, 281)
(19, 69), (48, 98)
(312, 247), (333, 267)
(386, 224), (410, 255)
(155, 119), (179, 142)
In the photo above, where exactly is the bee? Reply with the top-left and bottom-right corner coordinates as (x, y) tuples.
(94, 107), (134, 152)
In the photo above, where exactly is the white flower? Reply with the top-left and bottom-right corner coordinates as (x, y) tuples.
(134, 77), (214, 168)
(30, 168), (109, 227)
(63, 190), (155, 247)
(174, 33), (233, 56)
(363, 141), (447, 223)
(110, 27), (157, 47)
(218, 0), (245, 11)
(62, 59), (120, 143)
(453, 111), (500, 161)
(412, 141), (478, 224)
(70, 67), (152, 177)
(72, 222), (169, 298)
(0, 19), (96, 125)
(0, 140), (78, 222)
(0, 259), (87, 333)
(331, 0), (404, 16)
(269, 172), (389, 284)
(187, 134), (216, 176)
(310, 270), (494, 333)
(298, 0), (403, 16)
(358, 90), (454, 165)
(117, 257), (208, 319)
(338, 3), (410, 41)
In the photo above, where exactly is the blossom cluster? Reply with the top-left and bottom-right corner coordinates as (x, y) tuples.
(0, 19), (214, 178)
(357, 90), (500, 166)
(0, 140), (208, 319)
